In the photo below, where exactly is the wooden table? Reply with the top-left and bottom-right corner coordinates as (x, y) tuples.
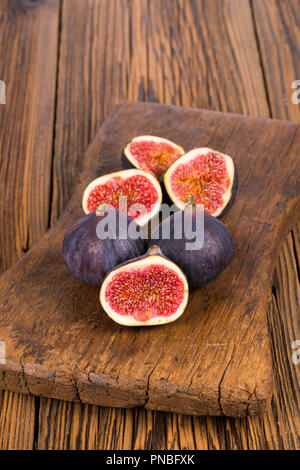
(0, 0), (299, 450)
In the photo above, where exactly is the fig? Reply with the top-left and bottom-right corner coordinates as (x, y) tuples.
(148, 209), (234, 291)
(82, 169), (162, 226)
(100, 245), (189, 326)
(122, 135), (184, 179)
(62, 206), (146, 286)
(164, 148), (237, 217)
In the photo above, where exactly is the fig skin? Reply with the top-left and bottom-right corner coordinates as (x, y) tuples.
(62, 209), (146, 287)
(121, 151), (135, 170)
(148, 210), (234, 291)
(217, 162), (238, 217)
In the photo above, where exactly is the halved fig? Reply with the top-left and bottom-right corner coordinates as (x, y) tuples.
(164, 148), (237, 217)
(100, 245), (189, 326)
(122, 135), (184, 179)
(82, 169), (162, 226)
(62, 206), (146, 286)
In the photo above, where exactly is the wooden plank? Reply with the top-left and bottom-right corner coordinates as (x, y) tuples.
(0, 391), (36, 450)
(37, 398), (134, 449)
(251, 0), (300, 450)
(132, 410), (167, 450)
(252, 0), (300, 122)
(0, 102), (299, 418)
(0, 0), (60, 450)
(0, 0), (60, 271)
(268, 234), (300, 448)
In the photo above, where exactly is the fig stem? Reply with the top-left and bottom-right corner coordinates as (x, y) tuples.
(95, 202), (107, 216)
(147, 245), (163, 256)
(185, 194), (196, 206)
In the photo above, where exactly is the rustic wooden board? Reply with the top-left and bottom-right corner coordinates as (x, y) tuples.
(0, 101), (299, 417)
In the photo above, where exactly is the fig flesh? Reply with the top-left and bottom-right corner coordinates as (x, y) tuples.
(82, 169), (162, 226)
(164, 148), (237, 217)
(62, 207), (146, 286)
(100, 245), (189, 326)
(148, 209), (234, 291)
(122, 135), (184, 179)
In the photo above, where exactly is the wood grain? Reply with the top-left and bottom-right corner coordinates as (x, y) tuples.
(0, 0), (59, 271)
(252, 0), (300, 450)
(0, 101), (299, 418)
(0, 0), (59, 451)
(37, 399), (134, 450)
(0, 0), (299, 450)
(252, 0), (300, 122)
(0, 391), (36, 450)
(268, 234), (300, 448)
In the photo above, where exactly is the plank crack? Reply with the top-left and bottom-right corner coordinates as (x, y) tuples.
(73, 374), (84, 404)
(246, 385), (257, 415)
(19, 356), (30, 394)
(144, 358), (161, 407)
(48, 0), (63, 227)
(218, 353), (234, 415)
(291, 230), (300, 284)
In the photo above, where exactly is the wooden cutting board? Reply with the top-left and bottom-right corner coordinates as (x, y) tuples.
(0, 102), (299, 417)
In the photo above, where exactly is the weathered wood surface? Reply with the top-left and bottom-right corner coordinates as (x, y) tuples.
(0, 0), (59, 270)
(0, 100), (299, 418)
(252, 0), (300, 122)
(0, 0), (59, 450)
(0, 0), (299, 450)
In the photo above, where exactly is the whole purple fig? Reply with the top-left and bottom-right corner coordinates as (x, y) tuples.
(148, 209), (234, 291)
(62, 206), (146, 286)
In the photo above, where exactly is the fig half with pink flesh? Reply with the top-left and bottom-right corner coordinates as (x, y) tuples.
(164, 148), (237, 217)
(82, 169), (162, 226)
(100, 245), (189, 326)
(122, 135), (185, 179)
